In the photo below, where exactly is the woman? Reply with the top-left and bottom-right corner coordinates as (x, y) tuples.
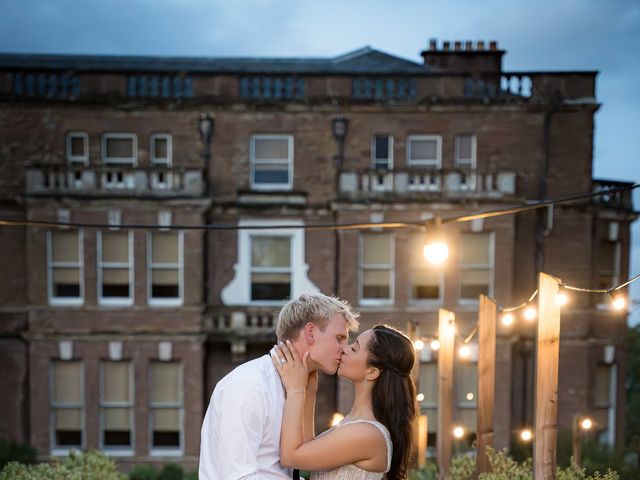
(271, 324), (418, 480)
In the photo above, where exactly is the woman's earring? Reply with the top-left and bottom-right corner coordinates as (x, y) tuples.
(364, 378), (368, 386)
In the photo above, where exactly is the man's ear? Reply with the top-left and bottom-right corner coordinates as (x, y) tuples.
(304, 322), (315, 345)
(365, 367), (380, 382)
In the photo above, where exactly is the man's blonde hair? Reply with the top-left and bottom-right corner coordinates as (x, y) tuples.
(276, 292), (360, 341)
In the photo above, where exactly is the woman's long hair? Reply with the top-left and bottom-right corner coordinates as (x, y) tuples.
(367, 325), (418, 480)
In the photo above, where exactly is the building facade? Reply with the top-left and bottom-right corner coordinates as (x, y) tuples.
(0, 39), (635, 469)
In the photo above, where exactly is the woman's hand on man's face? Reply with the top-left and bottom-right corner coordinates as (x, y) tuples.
(271, 340), (310, 394)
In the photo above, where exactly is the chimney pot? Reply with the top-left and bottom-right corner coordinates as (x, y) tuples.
(465, 40), (473, 51)
(477, 41), (485, 50)
(454, 41), (462, 51)
(429, 39), (437, 51)
(443, 41), (450, 51)
(489, 40), (498, 50)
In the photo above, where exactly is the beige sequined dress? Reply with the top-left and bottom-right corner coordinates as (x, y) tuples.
(310, 418), (392, 480)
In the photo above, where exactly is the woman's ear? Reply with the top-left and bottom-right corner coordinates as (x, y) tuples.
(365, 367), (380, 382)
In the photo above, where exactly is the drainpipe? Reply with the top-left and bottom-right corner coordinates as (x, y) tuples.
(332, 117), (348, 296)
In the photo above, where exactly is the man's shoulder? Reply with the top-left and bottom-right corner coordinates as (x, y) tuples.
(215, 355), (274, 392)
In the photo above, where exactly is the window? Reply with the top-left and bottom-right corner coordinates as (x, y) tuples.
(102, 134), (137, 165)
(250, 235), (291, 302)
(410, 234), (443, 303)
(372, 135), (393, 170)
(459, 233), (494, 302)
(127, 75), (193, 99)
(455, 135), (476, 169)
(13, 72), (79, 99)
(359, 234), (394, 304)
(50, 362), (84, 452)
(98, 231), (133, 306)
(407, 135), (442, 169)
(352, 78), (416, 100)
(100, 362), (133, 453)
(596, 240), (620, 307)
(250, 135), (293, 190)
(47, 230), (83, 305)
(594, 363), (617, 445)
(148, 231), (183, 306)
(455, 360), (478, 444)
(150, 362), (183, 455)
(66, 132), (88, 164)
(240, 77), (305, 100)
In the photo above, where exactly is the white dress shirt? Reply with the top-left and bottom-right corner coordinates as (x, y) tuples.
(199, 354), (291, 480)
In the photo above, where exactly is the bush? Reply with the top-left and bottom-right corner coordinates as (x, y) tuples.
(409, 461), (438, 480)
(128, 464), (160, 480)
(160, 463), (184, 480)
(184, 471), (198, 480)
(0, 450), (126, 480)
(0, 438), (37, 469)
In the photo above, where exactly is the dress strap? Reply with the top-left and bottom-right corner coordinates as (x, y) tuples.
(342, 419), (393, 473)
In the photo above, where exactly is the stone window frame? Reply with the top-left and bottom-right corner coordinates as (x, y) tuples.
(47, 229), (84, 307)
(408, 233), (444, 307)
(148, 361), (184, 457)
(458, 232), (495, 306)
(101, 133), (138, 166)
(99, 361), (135, 456)
(371, 134), (394, 170)
(249, 233), (293, 304)
(49, 361), (85, 456)
(249, 134), (294, 191)
(358, 232), (395, 307)
(66, 131), (89, 165)
(147, 230), (184, 307)
(454, 134), (477, 170)
(97, 230), (135, 307)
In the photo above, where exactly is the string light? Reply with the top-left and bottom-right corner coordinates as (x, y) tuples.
(520, 429), (533, 442)
(611, 294), (626, 311)
(458, 345), (471, 359)
(523, 307), (537, 321)
(453, 426), (465, 439)
(430, 339), (441, 351)
(466, 392), (474, 401)
(445, 320), (456, 337)
(423, 242), (449, 265)
(580, 418), (593, 430)
(416, 393), (425, 402)
(414, 339), (425, 351)
(501, 313), (514, 326)
(555, 287), (569, 306)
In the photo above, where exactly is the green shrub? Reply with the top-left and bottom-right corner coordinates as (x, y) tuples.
(0, 450), (126, 480)
(128, 464), (160, 480)
(184, 471), (198, 480)
(409, 461), (438, 480)
(159, 463), (184, 480)
(0, 438), (37, 469)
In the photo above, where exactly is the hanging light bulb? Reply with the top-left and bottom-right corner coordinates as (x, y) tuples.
(414, 339), (425, 351)
(524, 306), (537, 321)
(416, 393), (425, 402)
(580, 418), (593, 430)
(520, 429), (533, 442)
(423, 241), (449, 265)
(430, 339), (441, 351)
(501, 313), (514, 326)
(555, 287), (568, 306)
(466, 392), (474, 401)
(445, 321), (456, 337)
(611, 294), (626, 311)
(453, 426), (465, 439)
(459, 345), (471, 359)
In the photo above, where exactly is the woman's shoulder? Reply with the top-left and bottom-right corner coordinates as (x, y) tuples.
(340, 419), (390, 444)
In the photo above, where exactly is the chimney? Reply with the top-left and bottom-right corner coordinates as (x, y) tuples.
(443, 41), (450, 51)
(489, 40), (498, 50)
(429, 39), (437, 51)
(477, 41), (485, 51)
(420, 38), (504, 74)
(465, 41), (473, 51)
(454, 41), (462, 51)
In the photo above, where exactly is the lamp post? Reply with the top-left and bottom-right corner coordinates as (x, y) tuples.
(198, 113), (214, 195)
(331, 116), (348, 297)
(572, 415), (593, 467)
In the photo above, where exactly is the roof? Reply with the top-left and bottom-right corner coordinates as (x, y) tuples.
(0, 47), (427, 75)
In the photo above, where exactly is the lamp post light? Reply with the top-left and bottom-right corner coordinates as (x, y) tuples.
(572, 415), (593, 467)
(198, 113), (214, 194)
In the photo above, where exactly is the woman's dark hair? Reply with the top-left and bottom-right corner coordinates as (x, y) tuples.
(367, 324), (418, 480)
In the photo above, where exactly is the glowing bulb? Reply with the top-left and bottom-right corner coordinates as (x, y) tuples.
(416, 393), (425, 402)
(423, 242), (449, 265)
(445, 322), (456, 336)
(331, 413), (344, 427)
(611, 296), (626, 311)
(520, 429), (533, 442)
(414, 339), (425, 351)
(555, 291), (568, 306)
(580, 418), (593, 430)
(430, 339), (441, 351)
(459, 345), (471, 359)
(501, 313), (514, 326)
(453, 426), (465, 439)
(524, 307), (537, 321)
(466, 392), (474, 401)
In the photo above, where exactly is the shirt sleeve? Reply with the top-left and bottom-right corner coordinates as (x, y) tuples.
(211, 377), (270, 480)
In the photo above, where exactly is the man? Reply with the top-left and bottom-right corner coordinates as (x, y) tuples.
(199, 292), (360, 480)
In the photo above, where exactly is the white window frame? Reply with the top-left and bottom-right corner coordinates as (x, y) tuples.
(409, 265), (444, 306)
(99, 361), (134, 456)
(458, 232), (495, 306)
(358, 233), (395, 306)
(406, 135), (442, 169)
(102, 133), (137, 165)
(150, 133), (172, 166)
(454, 134), (477, 169)
(147, 231), (184, 307)
(49, 361), (85, 456)
(371, 134), (393, 170)
(249, 233), (293, 305)
(47, 230), (84, 307)
(97, 230), (134, 307)
(66, 132), (89, 165)
(149, 361), (184, 457)
(250, 134), (294, 191)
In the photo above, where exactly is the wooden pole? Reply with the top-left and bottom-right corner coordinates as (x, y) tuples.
(572, 416), (582, 467)
(419, 414), (428, 468)
(475, 295), (497, 478)
(437, 309), (455, 479)
(533, 272), (562, 480)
